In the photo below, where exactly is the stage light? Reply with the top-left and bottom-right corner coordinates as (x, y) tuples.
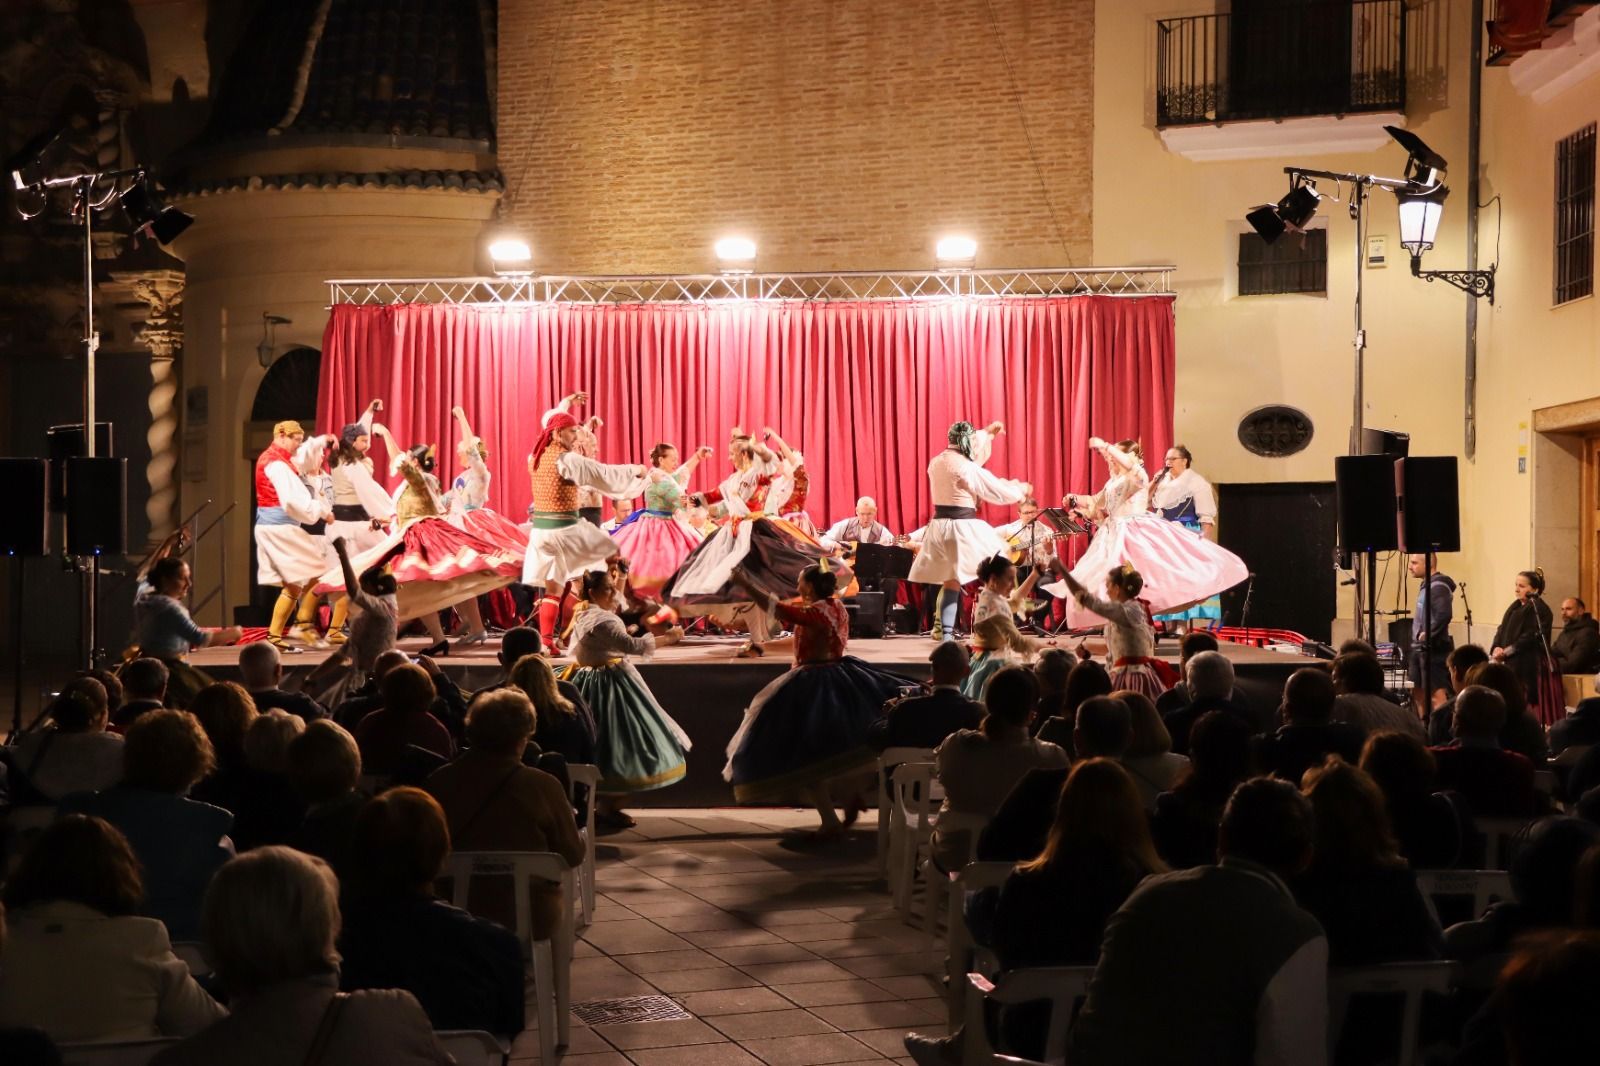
(935, 235), (978, 269)
(117, 176), (193, 246)
(1385, 125), (1448, 187)
(1395, 184), (1448, 262)
(257, 313), (291, 368)
(488, 236), (533, 275)
(1247, 181), (1321, 245)
(714, 236), (757, 272)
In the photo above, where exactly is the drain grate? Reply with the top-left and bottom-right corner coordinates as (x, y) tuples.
(570, 995), (692, 1026)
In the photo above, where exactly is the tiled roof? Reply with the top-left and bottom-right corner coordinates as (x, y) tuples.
(174, 169), (504, 195)
(195, 0), (495, 148)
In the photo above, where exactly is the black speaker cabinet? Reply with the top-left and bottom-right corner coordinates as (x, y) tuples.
(847, 591), (887, 639)
(46, 422), (113, 513)
(1395, 456), (1461, 553)
(0, 458), (49, 556)
(1335, 454), (1399, 553)
(65, 457), (127, 556)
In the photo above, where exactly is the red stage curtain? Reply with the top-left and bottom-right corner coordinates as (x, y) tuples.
(317, 296), (1175, 541)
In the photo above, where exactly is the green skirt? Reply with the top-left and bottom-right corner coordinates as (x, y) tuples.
(562, 660), (690, 793)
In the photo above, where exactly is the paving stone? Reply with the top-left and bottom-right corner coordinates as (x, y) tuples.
(680, 927), (787, 949)
(738, 1033), (881, 1066)
(649, 966), (765, 993)
(673, 986), (796, 1017)
(618, 948), (725, 974)
(590, 1017), (724, 1050)
(807, 999), (944, 1032)
(583, 919), (696, 955)
(627, 1043), (767, 1066)
(738, 960), (857, 985)
(771, 980), (901, 1007)
(709, 942), (818, 966)
(709, 1008), (839, 1039)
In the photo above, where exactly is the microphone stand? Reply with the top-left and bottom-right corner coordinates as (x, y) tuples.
(1238, 572), (1258, 643)
(1459, 581), (1473, 650)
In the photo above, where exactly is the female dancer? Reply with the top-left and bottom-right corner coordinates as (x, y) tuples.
(1148, 444), (1222, 634)
(315, 428), (520, 656)
(906, 420), (1031, 641)
(326, 401), (394, 644)
(609, 441), (714, 597)
(562, 570), (691, 827)
(663, 429), (835, 655)
(725, 561), (911, 839)
(446, 406), (530, 557)
(761, 427), (816, 537)
(1043, 437), (1247, 628)
(1492, 568), (1561, 726)
(963, 555), (1045, 699)
(1053, 562), (1174, 699)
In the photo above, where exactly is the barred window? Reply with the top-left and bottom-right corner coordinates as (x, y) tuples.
(1555, 123), (1596, 306)
(1238, 228), (1327, 296)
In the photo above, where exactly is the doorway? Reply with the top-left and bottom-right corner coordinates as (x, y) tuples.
(1216, 481), (1338, 641)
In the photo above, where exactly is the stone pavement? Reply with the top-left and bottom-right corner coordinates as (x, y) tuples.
(512, 809), (947, 1065)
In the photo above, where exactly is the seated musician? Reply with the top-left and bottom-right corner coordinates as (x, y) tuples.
(820, 496), (897, 555)
(996, 498), (1062, 626)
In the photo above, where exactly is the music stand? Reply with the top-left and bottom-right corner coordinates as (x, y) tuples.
(854, 543), (914, 591)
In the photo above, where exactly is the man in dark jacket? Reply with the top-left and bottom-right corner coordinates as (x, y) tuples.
(1255, 668), (1364, 784)
(1407, 555), (1456, 713)
(1430, 685), (1537, 818)
(1553, 597), (1600, 675)
(867, 641), (983, 752)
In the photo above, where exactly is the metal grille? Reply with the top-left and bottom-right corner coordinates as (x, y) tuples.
(1555, 123), (1596, 307)
(570, 995), (692, 1026)
(1238, 230), (1327, 297)
(326, 267), (1174, 307)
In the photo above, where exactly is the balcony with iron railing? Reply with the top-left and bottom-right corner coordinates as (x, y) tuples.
(1486, 0), (1599, 65)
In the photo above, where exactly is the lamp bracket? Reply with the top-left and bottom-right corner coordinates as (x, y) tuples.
(1409, 259), (1495, 303)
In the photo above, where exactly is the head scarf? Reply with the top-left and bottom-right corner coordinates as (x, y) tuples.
(530, 411), (579, 472)
(947, 421), (977, 459)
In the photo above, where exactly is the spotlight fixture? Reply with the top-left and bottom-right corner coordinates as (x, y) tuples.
(1246, 181), (1322, 245)
(714, 236), (757, 273)
(117, 174), (193, 246)
(257, 313), (291, 368)
(935, 235), (978, 269)
(488, 236), (534, 275)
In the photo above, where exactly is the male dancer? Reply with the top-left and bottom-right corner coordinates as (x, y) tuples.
(906, 420), (1030, 640)
(524, 411), (649, 648)
(541, 391), (607, 525)
(254, 421), (334, 652)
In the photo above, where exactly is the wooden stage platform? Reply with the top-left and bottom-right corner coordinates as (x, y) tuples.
(191, 633), (1319, 806)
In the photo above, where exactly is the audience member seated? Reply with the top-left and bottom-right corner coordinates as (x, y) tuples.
(238, 641), (328, 722)
(423, 689), (584, 940)
(511, 653), (598, 766)
(1162, 650), (1255, 755)
(133, 552), (241, 707)
(974, 695), (1127, 863)
(229, 710), (308, 851)
(1331, 651), (1423, 739)
(904, 759), (1166, 1066)
(1032, 647), (1075, 724)
(932, 667), (1067, 869)
(355, 663), (454, 777)
(111, 657), (170, 730)
(1064, 777), (1327, 1066)
(1294, 757), (1442, 964)
(150, 847), (451, 1066)
(0, 815), (224, 1044)
(1550, 694), (1600, 758)
(1254, 667), (1364, 784)
(60, 710), (232, 941)
(82, 667), (125, 719)
(1462, 661), (1550, 764)
(338, 787), (524, 1036)
(1151, 710), (1255, 869)
(867, 641), (983, 752)
(1360, 731), (1467, 869)
(1428, 644), (1491, 745)
(1553, 596), (1600, 675)
(1154, 630), (1220, 716)
(289, 720), (369, 884)
(332, 648), (410, 729)
(1444, 817), (1600, 969)
(1456, 930), (1600, 1066)
(7, 678), (122, 802)
(1033, 658), (1111, 743)
(1430, 685), (1538, 818)
(188, 681), (258, 814)
(1118, 689), (1189, 809)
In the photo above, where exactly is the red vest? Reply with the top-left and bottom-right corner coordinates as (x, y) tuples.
(255, 443), (296, 508)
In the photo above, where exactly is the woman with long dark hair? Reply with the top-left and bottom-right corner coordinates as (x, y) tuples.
(1492, 568), (1561, 726)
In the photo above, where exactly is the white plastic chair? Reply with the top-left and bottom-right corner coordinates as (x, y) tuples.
(435, 1029), (509, 1066)
(961, 965), (1097, 1066)
(877, 746), (935, 873)
(445, 851), (574, 1065)
(1414, 868), (1513, 925)
(56, 1039), (180, 1066)
(1475, 816), (1536, 870)
(171, 940), (211, 978)
(944, 861), (1016, 1023)
(1328, 961), (1456, 1066)
(566, 762), (601, 926)
(889, 761), (940, 913)
(918, 812), (990, 941)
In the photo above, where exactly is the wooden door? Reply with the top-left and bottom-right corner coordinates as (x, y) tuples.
(1584, 436), (1600, 614)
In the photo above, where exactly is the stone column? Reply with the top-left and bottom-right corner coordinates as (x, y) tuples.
(114, 270), (185, 544)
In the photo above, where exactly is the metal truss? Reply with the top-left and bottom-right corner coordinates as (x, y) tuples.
(327, 267), (1175, 307)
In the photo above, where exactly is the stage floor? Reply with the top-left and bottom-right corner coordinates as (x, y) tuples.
(191, 632), (1317, 806)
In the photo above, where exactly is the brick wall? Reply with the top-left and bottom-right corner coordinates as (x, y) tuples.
(498, 0), (1094, 274)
